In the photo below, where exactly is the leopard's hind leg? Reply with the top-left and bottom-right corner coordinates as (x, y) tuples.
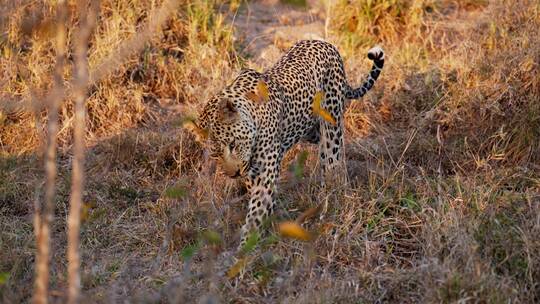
(317, 87), (347, 185)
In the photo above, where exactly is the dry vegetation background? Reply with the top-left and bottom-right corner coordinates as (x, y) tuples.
(1, 0), (539, 302)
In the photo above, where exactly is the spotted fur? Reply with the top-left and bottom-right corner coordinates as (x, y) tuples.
(191, 40), (384, 248)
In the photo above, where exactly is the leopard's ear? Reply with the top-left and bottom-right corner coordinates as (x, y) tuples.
(183, 119), (208, 144)
(217, 98), (239, 124)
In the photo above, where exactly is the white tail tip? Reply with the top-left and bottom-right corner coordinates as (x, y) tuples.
(367, 46), (384, 60)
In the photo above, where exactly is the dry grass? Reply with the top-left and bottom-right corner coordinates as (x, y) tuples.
(1, 0), (539, 302)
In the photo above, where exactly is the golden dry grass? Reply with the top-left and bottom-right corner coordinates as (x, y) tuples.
(1, 0), (539, 302)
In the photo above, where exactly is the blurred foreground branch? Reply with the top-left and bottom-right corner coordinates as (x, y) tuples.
(33, 1), (67, 303)
(66, 1), (98, 303)
(29, 0), (180, 302)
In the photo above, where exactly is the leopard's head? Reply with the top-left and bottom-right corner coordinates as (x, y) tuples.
(188, 96), (256, 178)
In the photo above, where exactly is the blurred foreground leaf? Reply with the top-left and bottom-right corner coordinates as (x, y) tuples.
(246, 80), (270, 103)
(256, 80), (270, 101)
(312, 91), (336, 125)
(227, 257), (250, 279)
(80, 201), (94, 223)
(295, 204), (323, 224)
(181, 116), (208, 143)
(278, 221), (313, 241)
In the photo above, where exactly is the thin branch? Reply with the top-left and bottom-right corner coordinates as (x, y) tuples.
(324, 0), (333, 39)
(33, 1), (67, 303)
(66, 1), (99, 303)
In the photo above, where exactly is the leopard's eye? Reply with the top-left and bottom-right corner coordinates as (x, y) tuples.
(229, 140), (236, 150)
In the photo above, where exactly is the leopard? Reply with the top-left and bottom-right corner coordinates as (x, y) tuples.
(186, 40), (384, 248)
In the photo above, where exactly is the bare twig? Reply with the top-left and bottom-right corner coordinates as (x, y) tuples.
(33, 1), (67, 303)
(324, 0), (333, 39)
(66, 1), (99, 303)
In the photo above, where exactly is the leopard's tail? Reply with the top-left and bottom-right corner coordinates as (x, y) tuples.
(345, 46), (385, 100)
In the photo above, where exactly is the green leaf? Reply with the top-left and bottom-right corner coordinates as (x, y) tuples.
(280, 0), (307, 7)
(399, 193), (421, 211)
(262, 234), (280, 246)
(165, 184), (187, 199)
(289, 150), (309, 179)
(241, 232), (259, 254)
(202, 229), (222, 245)
(0, 272), (9, 285)
(180, 242), (200, 260)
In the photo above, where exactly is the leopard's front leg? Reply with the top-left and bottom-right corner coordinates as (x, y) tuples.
(238, 150), (280, 250)
(238, 185), (275, 248)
